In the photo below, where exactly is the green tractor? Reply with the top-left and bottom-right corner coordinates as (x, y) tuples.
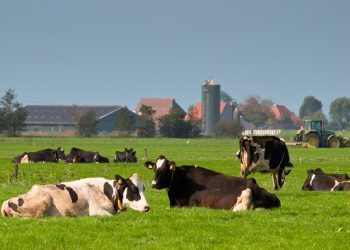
(294, 119), (350, 148)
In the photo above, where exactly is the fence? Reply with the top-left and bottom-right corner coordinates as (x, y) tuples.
(242, 129), (282, 136)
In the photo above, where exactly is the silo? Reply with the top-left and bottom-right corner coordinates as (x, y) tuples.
(202, 79), (220, 136)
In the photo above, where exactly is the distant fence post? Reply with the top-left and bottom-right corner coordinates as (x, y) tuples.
(144, 147), (148, 160)
(13, 164), (18, 179)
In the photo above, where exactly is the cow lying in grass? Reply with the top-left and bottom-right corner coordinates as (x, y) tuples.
(65, 147), (109, 163)
(302, 168), (350, 191)
(1, 173), (149, 217)
(145, 155), (280, 211)
(114, 148), (137, 162)
(12, 147), (66, 163)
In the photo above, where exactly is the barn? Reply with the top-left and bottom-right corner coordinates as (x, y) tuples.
(23, 105), (139, 135)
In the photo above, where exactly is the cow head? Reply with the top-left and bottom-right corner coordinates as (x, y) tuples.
(65, 147), (79, 163)
(115, 173), (150, 213)
(54, 147), (66, 161)
(238, 137), (261, 175)
(125, 148), (137, 162)
(144, 155), (176, 190)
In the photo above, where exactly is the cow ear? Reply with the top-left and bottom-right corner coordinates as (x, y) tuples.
(169, 161), (176, 171)
(132, 151), (136, 155)
(144, 161), (154, 170)
(115, 175), (126, 185)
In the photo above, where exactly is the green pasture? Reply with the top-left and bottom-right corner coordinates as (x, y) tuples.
(0, 137), (350, 249)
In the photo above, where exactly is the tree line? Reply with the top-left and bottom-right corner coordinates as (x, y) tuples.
(1, 89), (350, 138)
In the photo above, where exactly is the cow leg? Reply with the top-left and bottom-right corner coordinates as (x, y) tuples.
(272, 173), (280, 190)
(240, 165), (249, 179)
(2, 191), (53, 218)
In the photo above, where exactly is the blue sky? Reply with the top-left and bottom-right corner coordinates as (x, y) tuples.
(1, 1), (349, 117)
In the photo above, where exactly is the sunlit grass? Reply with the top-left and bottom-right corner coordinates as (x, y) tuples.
(0, 137), (350, 249)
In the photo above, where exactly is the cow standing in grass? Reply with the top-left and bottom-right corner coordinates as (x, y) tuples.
(236, 136), (293, 190)
(1, 173), (149, 217)
(145, 155), (280, 211)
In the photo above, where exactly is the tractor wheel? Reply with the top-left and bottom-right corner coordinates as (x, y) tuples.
(328, 137), (341, 148)
(305, 133), (320, 148)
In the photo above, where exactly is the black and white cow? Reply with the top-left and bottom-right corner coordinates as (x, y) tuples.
(12, 147), (66, 164)
(236, 136), (293, 190)
(302, 168), (350, 191)
(65, 147), (109, 163)
(114, 148), (137, 162)
(145, 155), (280, 211)
(1, 173), (149, 217)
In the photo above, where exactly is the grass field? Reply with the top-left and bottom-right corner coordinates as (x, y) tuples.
(0, 137), (350, 249)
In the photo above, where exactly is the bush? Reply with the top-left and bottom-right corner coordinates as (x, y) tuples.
(213, 120), (243, 138)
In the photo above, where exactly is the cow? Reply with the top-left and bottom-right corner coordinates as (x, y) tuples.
(302, 168), (350, 191)
(12, 147), (66, 164)
(65, 147), (109, 163)
(236, 136), (293, 190)
(145, 155), (280, 211)
(114, 148), (137, 163)
(1, 173), (150, 217)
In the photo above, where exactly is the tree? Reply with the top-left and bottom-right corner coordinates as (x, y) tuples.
(302, 111), (328, 125)
(213, 120), (243, 138)
(76, 110), (97, 137)
(116, 107), (135, 136)
(137, 105), (156, 137)
(299, 96), (323, 118)
(329, 97), (350, 129)
(240, 96), (273, 128)
(0, 89), (27, 136)
(158, 108), (190, 138)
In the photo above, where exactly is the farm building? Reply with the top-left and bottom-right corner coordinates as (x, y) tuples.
(271, 104), (301, 125)
(24, 105), (139, 134)
(184, 102), (238, 122)
(134, 98), (186, 121)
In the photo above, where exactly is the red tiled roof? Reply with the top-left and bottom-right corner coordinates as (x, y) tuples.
(135, 98), (184, 119)
(271, 104), (301, 124)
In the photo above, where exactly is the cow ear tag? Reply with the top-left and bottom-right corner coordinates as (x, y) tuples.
(118, 179), (123, 185)
(148, 164), (153, 169)
(170, 164), (176, 171)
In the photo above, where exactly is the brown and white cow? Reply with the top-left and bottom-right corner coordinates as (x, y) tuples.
(1, 173), (149, 218)
(302, 168), (350, 191)
(145, 155), (280, 211)
(236, 136), (293, 190)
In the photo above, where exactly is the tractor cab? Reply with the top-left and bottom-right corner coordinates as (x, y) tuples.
(295, 119), (341, 148)
(303, 120), (322, 133)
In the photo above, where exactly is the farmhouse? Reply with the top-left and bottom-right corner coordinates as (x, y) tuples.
(134, 98), (186, 122)
(24, 105), (139, 134)
(271, 104), (301, 126)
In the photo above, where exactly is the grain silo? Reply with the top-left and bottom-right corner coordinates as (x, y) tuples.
(202, 79), (220, 136)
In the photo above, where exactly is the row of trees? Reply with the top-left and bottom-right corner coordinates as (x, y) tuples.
(2, 88), (350, 137)
(299, 95), (350, 130)
(237, 94), (350, 130)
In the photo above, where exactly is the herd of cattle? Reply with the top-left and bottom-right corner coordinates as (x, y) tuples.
(2, 136), (349, 218)
(12, 147), (137, 164)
